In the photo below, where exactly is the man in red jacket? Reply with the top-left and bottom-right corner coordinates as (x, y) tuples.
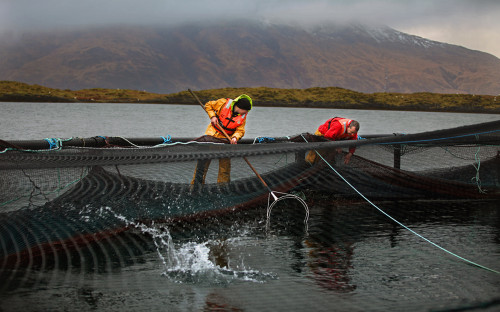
(306, 117), (360, 165)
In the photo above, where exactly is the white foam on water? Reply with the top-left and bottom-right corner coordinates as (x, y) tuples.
(86, 206), (277, 284)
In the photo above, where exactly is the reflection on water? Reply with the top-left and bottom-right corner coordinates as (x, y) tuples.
(305, 239), (356, 293)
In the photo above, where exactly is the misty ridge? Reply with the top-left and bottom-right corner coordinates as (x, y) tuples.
(1, 20), (500, 95)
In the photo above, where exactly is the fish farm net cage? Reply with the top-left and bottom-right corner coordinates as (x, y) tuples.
(1, 120), (500, 268)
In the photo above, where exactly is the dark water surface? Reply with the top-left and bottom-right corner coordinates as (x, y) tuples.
(1, 199), (499, 311)
(1, 103), (500, 311)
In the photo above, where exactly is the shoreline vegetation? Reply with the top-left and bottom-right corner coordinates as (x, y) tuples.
(1, 81), (499, 113)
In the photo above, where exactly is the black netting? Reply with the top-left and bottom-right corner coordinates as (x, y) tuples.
(1, 120), (500, 266)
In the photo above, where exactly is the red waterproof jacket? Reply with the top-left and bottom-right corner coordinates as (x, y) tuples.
(317, 117), (358, 154)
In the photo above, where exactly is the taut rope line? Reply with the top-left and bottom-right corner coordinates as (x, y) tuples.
(301, 135), (499, 274)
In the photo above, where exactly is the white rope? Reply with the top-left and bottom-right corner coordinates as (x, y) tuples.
(471, 146), (486, 193)
(300, 134), (499, 274)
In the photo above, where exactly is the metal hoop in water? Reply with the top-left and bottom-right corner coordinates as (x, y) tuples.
(266, 191), (309, 232)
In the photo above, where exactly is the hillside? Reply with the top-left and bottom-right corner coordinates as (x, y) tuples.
(1, 22), (500, 95)
(1, 81), (499, 113)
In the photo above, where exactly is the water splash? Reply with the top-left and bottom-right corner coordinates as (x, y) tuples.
(160, 238), (278, 284)
(82, 205), (277, 284)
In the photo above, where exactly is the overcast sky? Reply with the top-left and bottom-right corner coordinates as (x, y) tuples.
(1, 0), (499, 58)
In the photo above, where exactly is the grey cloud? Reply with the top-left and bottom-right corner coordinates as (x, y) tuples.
(2, 0), (497, 30)
(1, 0), (499, 57)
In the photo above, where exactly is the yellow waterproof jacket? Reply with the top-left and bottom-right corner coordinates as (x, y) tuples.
(204, 98), (246, 141)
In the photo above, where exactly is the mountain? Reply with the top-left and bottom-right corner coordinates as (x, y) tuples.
(1, 21), (500, 95)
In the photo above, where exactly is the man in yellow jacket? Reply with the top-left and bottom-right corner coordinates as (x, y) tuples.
(191, 94), (252, 186)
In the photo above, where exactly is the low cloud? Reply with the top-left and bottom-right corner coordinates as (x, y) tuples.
(1, 0), (499, 57)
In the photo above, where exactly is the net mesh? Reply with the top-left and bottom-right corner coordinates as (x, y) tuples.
(1, 120), (500, 265)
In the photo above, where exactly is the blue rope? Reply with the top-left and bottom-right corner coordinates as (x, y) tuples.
(301, 135), (499, 274)
(1, 137), (73, 153)
(255, 137), (276, 143)
(161, 135), (172, 144)
(44, 138), (61, 150)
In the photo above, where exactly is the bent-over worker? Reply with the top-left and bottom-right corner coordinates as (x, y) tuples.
(191, 94), (253, 186)
(306, 117), (360, 165)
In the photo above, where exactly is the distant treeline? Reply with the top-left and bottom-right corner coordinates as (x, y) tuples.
(1, 81), (499, 113)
